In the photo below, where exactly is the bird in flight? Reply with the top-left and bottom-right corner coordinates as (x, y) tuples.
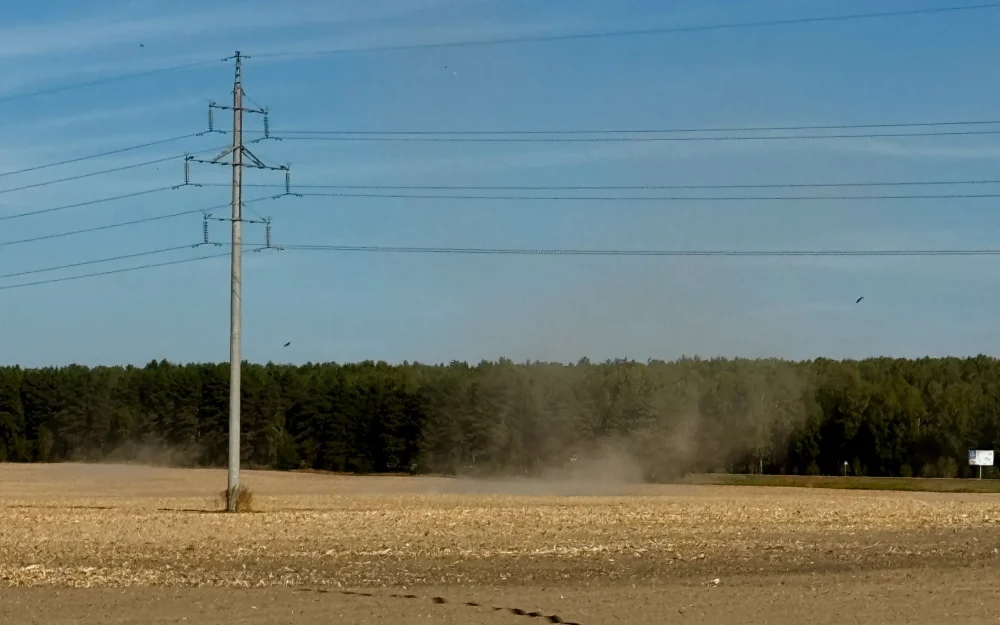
(856, 297), (864, 304)
(283, 341), (291, 347)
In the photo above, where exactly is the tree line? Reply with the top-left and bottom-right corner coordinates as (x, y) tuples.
(0, 356), (997, 479)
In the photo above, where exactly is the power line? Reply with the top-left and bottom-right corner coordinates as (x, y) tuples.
(0, 143), (228, 197)
(0, 249), (238, 292)
(251, 2), (1000, 58)
(291, 191), (1000, 202)
(0, 183), (282, 225)
(5, 240), (999, 293)
(0, 194), (287, 245)
(0, 191), (286, 287)
(0, 186), (180, 222)
(0, 212), (198, 247)
(0, 205), (221, 247)
(0, 157), (182, 196)
(0, 132), (210, 180)
(265, 242), (1000, 257)
(0, 59), (220, 106)
(234, 179), (1000, 192)
(266, 119), (1000, 136)
(0, 244), (203, 280)
(267, 129), (1000, 143)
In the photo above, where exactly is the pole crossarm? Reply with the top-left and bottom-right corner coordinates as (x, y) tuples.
(186, 151), (287, 171)
(207, 215), (270, 225)
(210, 102), (268, 116)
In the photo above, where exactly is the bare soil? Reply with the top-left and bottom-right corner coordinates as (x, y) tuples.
(1, 463), (1000, 623)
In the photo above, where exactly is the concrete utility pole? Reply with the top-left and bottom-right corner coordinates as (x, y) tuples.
(228, 51), (245, 509)
(186, 51), (289, 511)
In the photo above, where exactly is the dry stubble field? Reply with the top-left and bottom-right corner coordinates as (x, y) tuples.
(1, 464), (1000, 624)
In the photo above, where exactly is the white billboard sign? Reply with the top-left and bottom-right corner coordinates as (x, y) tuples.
(968, 450), (994, 466)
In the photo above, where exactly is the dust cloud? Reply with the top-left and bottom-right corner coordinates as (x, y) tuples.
(435, 441), (648, 496)
(99, 440), (204, 469)
(417, 257), (818, 491)
(416, 358), (818, 492)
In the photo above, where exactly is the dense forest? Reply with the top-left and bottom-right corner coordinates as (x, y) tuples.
(0, 357), (998, 479)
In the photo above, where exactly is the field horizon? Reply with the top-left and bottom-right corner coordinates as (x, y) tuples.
(7, 460), (1000, 496)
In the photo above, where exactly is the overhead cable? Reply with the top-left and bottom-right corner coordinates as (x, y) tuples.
(232, 179), (1000, 192)
(0, 143), (229, 197)
(250, 3), (1000, 57)
(0, 244), (205, 279)
(289, 191), (1000, 202)
(0, 249), (237, 292)
(0, 132), (211, 180)
(7, 240), (999, 293)
(0, 194), (287, 245)
(0, 59), (221, 105)
(236, 241), (1000, 257)
(0, 186), (180, 222)
(266, 119), (1000, 136)
(267, 129), (1000, 143)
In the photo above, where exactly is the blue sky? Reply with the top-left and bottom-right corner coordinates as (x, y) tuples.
(0, 0), (999, 366)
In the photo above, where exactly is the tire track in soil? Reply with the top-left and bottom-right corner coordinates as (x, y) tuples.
(298, 587), (582, 624)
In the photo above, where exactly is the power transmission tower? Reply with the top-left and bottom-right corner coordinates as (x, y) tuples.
(186, 51), (288, 511)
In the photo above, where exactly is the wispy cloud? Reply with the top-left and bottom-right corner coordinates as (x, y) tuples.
(287, 141), (668, 180)
(0, 0), (480, 103)
(0, 97), (204, 135)
(0, 0), (466, 60)
(839, 139), (1000, 160)
(243, 11), (628, 61)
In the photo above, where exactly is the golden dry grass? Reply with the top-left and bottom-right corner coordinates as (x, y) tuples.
(221, 484), (255, 513)
(1, 463), (999, 589)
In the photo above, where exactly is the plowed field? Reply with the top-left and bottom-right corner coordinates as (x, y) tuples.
(1, 464), (998, 624)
